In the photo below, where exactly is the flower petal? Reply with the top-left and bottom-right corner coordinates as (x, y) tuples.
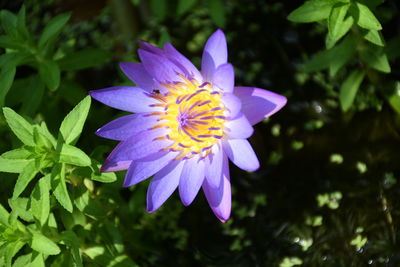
(101, 160), (131, 172)
(138, 49), (182, 83)
(163, 42), (203, 82)
(139, 41), (164, 55)
(212, 63), (234, 93)
(222, 93), (241, 119)
(201, 29), (227, 80)
(123, 151), (179, 187)
(203, 153), (231, 222)
(146, 160), (185, 212)
(119, 62), (156, 91)
(225, 113), (254, 139)
(96, 113), (159, 141)
(222, 139), (260, 171)
(233, 87), (287, 125)
(205, 144), (223, 188)
(101, 128), (172, 172)
(179, 156), (205, 206)
(89, 86), (159, 113)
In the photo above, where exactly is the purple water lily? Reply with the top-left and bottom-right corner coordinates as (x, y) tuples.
(89, 29), (286, 222)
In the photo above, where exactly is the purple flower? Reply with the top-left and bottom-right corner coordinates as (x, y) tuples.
(89, 29), (286, 222)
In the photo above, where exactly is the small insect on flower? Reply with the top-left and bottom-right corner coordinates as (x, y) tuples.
(89, 29), (286, 222)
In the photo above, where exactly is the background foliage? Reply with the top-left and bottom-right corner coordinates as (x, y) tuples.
(0, 0), (399, 266)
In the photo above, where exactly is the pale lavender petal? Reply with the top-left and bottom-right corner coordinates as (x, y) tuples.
(146, 160), (185, 212)
(96, 113), (159, 141)
(163, 42), (203, 82)
(201, 29), (227, 79)
(101, 160), (131, 172)
(212, 63), (234, 93)
(222, 139), (260, 171)
(119, 62), (156, 91)
(205, 144), (223, 188)
(101, 128), (172, 172)
(138, 49), (182, 83)
(225, 113), (254, 139)
(123, 150), (180, 187)
(179, 156), (205, 206)
(233, 87), (287, 125)
(139, 41), (164, 55)
(203, 153), (231, 222)
(200, 51), (215, 82)
(221, 93), (241, 119)
(89, 86), (160, 113)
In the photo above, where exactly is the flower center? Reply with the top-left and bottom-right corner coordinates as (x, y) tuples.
(147, 75), (226, 160)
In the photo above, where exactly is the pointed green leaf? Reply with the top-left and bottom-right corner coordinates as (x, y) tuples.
(0, 203), (10, 226)
(30, 232), (60, 255)
(326, 3), (352, 48)
(360, 45), (390, 73)
(0, 157), (32, 173)
(39, 122), (56, 147)
(16, 6), (29, 40)
(39, 60), (60, 91)
(57, 48), (112, 71)
(92, 170), (117, 183)
(59, 96), (91, 145)
(3, 107), (34, 145)
(1, 147), (31, 159)
(38, 13), (71, 48)
(58, 144), (91, 167)
(33, 126), (54, 148)
(12, 160), (39, 199)
(0, 35), (24, 49)
(329, 36), (357, 76)
(8, 198), (33, 222)
(31, 174), (50, 226)
(363, 29), (385, 46)
(288, 0), (339, 23)
(0, 10), (17, 36)
(354, 1), (382, 30)
(339, 70), (365, 111)
(51, 164), (73, 213)
(0, 65), (16, 107)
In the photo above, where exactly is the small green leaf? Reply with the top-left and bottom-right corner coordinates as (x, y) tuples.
(339, 70), (365, 111)
(0, 203), (10, 226)
(354, 1), (382, 30)
(327, 3), (351, 48)
(0, 157), (32, 173)
(3, 107), (35, 145)
(59, 96), (91, 145)
(0, 65), (16, 107)
(31, 174), (50, 226)
(329, 36), (357, 76)
(360, 45), (390, 73)
(57, 48), (112, 71)
(0, 10), (17, 36)
(33, 126), (54, 148)
(58, 144), (91, 167)
(30, 232), (60, 255)
(39, 121), (57, 147)
(38, 13), (71, 48)
(207, 0), (226, 27)
(13, 160), (39, 199)
(8, 198), (33, 222)
(288, 0), (339, 23)
(363, 29), (385, 46)
(16, 6), (29, 40)
(39, 60), (60, 91)
(51, 164), (73, 213)
(92, 170), (117, 183)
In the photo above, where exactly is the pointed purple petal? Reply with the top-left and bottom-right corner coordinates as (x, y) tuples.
(201, 29), (227, 80)
(139, 41), (164, 55)
(119, 62), (156, 91)
(123, 151), (180, 187)
(212, 63), (234, 93)
(101, 128), (172, 172)
(225, 113), (254, 139)
(163, 42), (203, 82)
(233, 87), (287, 125)
(222, 93), (241, 119)
(101, 160), (131, 172)
(222, 139), (260, 171)
(96, 113), (159, 141)
(179, 156), (205, 206)
(205, 144), (223, 188)
(89, 86), (160, 113)
(146, 160), (185, 212)
(203, 153), (231, 222)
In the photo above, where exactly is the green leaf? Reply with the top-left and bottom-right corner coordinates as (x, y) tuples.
(39, 122), (57, 147)
(38, 13), (71, 48)
(38, 60), (60, 91)
(363, 29), (385, 46)
(360, 45), (390, 73)
(0, 156), (32, 173)
(30, 174), (50, 226)
(339, 69), (365, 111)
(0, 147), (31, 160)
(51, 164), (73, 213)
(13, 160), (39, 199)
(33, 126), (54, 148)
(329, 36), (357, 76)
(59, 96), (91, 145)
(3, 240), (25, 267)
(16, 6), (29, 40)
(0, 65), (16, 107)
(30, 232), (60, 255)
(58, 144), (91, 167)
(8, 198), (33, 222)
(3, 107), (35, 145)
(288, 0), (340, 23)
(327, 3), (351, 48)
(61, 230), (83, 267)
(0, 35), (24, 49)
(57, 48), (112, 71)
(354, 1), (382, 30)
(0, 10), (17, 36)
(92, 170), (117, 183)
(177, 0), (197, 16)
(388, 82), (400, 114)
(207, 0), (226, 27)
(0, 203), (10, 226)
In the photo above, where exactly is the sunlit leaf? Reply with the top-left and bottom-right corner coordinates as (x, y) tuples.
(58, 144), (91, 167)
(51, 164), (73, 213)
(12, 160), (39, 199)
(30, 232), (61, 255)
(3, 107), (34, 145)
(353, 1), (382, 30)
(31, 174), (50, 226)
(327, 3), (351, 48)
(288, 0), (340, 23)
(363, 29), (385, 46)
